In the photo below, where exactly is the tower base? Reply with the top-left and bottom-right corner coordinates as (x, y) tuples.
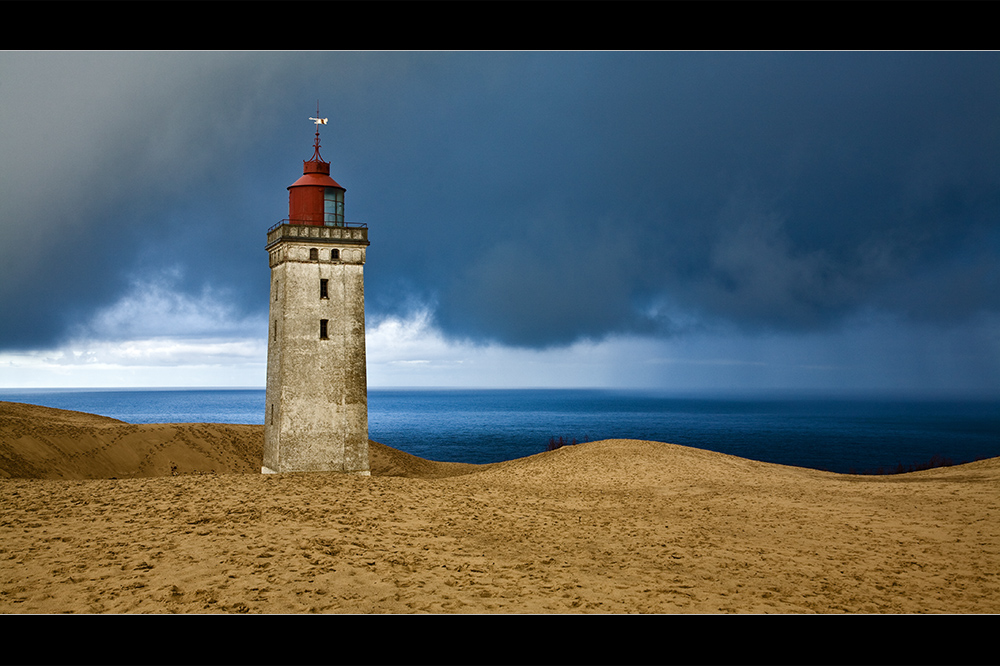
(261, 465), (370, 477)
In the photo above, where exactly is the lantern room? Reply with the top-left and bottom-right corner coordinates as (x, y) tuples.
(287, 120), (346, 226)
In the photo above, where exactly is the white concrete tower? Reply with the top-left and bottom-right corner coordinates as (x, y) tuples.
(262, 115), (370, 475)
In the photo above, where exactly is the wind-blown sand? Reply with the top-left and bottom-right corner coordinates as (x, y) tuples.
(1, 400), (998, 614)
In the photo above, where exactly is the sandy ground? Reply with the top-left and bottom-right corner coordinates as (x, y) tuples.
(1, 400), (998, 614)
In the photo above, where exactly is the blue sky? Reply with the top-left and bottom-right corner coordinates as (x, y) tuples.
(1, 51), (999, 394)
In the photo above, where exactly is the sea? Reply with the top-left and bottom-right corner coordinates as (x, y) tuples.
(2, 387), (999, 475)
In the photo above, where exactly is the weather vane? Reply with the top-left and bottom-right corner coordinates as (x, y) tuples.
(308, 102), (328, 161)
(310, 100), (327, 126)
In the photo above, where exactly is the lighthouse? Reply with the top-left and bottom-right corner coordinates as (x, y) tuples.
(262, 115), (370, 475)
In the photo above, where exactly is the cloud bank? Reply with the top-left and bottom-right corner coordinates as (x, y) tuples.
(2, 51), (999, 392)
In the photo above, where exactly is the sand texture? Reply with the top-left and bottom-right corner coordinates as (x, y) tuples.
(1, 400), (998, 613)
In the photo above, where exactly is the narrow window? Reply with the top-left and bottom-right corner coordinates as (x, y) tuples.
(324, 187), (344, 226)
(331, 248), (340, 260)
(309, 247), (319, 261)
(273, 320), (277, 341)
(319, 319), (328, 339)
(320, 278), (328, 299)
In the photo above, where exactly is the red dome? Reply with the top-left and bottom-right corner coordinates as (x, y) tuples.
(288, 159), (344, 191)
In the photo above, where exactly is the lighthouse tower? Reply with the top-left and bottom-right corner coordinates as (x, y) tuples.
(262, 116), (370, 475)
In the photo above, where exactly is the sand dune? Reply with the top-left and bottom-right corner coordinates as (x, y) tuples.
(1, 400), (998, 613)
(0, 400), (473, 481)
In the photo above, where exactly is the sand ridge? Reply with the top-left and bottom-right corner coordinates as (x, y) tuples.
(0, 400), (472, 481)
(1, 401), (999, 613)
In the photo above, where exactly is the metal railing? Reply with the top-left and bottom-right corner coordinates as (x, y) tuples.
(267, 219), (368, 234)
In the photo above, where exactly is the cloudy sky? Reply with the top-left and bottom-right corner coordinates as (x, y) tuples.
(2, 51), (999, 394)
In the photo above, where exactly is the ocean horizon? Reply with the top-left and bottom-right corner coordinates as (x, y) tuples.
(2, 386), (999, 475)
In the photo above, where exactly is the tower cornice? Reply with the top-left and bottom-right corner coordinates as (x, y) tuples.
(265, 221), (369, 252)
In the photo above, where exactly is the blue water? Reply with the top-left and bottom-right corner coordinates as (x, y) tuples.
(2, 388), (998, 474)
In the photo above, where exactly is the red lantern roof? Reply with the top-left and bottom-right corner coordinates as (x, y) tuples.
(288, 121), (344, 191)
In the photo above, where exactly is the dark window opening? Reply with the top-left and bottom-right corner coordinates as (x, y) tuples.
(331, 248), (340, 260)
(309, 247), (319, 261)
(320, 319), (328, 339)
(320, 278), (328, 299)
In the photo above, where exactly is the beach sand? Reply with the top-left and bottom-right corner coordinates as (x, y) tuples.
(2, 400), (998, 614)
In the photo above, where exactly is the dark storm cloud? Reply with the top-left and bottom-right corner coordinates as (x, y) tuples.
(355, 52), (1000, 346)
(406, 54), (1000, 345)
(0, 51), (310, 348)
(2, 51), (999, 351)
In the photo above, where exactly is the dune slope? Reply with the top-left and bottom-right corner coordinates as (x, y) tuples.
(0, 401), (474, 480)
(1, 401), (999, 614)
